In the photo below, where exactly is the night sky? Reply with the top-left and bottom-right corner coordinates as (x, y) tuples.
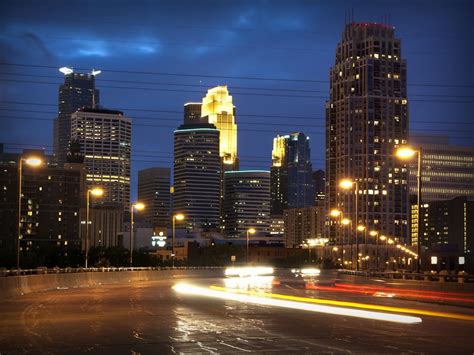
(1, 0), (473, 199)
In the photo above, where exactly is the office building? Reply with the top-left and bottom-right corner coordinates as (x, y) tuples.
(201, 86), (239, 169)
(409, 135), (474, 201)
(410, 196), (473, 268)
(173, 123), (221, 231)
(223, 171), (271, 236)
(313, 170), (326, 203)
(270, 133), (314, 215)
(70, 107), (132, 208)
(326, 22), (409, 244)
(138, 167), (171, 228)
(0, 148), (81, 266)
(184, 102), (206, 125)
(53, 68), (100, 165)
(284, 204), (325, 248)
(79, 203), (124, 248)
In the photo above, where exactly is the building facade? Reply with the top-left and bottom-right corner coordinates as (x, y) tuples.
(138, 167), (171, 228)
(0, 149), (81, 266)
(53, 69), (100, 165)
(223, 171), (271, 236)
(173, 123), (221, 231)
(70, 108), (132, 208)
(326, 22), (410, 245)
(79, 203), (124, 249)
(270, 133), (314, 215)
(313, 170), (326, 203)
(409, 135), (474, 201)
(284, 204), (325, 248)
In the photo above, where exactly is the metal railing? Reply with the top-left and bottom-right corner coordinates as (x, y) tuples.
(0, 266), (224, 277)
(339, 269), (474, 283)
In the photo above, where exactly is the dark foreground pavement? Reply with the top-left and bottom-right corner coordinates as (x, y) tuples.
(1, 270), (474, 354)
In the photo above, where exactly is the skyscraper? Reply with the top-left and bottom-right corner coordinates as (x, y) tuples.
(223, 171), (271, 236)
(201, 86), (238, 169)
(138, 167), (171, 228)
(270, 133), (314, 215)
(173, 122), (221, 231)
(409, 134), (474, 201)
(326, 22), (409, 244)
(70, 108), (131, 207)
(312, 170), (326, 203)
(53, 68), (100, 165)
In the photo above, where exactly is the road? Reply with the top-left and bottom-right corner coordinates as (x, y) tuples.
(1, 269), (474, 354)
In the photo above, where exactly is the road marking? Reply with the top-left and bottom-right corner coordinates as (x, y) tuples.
(210, 286), (474, 322)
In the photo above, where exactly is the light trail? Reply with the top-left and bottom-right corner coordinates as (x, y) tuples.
(173, 283), (422, 324)
(210, 286), (474, 322)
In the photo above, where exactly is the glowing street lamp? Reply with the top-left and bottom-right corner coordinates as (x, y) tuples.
(172, 213), (185, 267)
(246, 228), (256, 262)
(395, 146), (422, 273)
(85, 187), (104, 268)
(329, 209), (342, 218)
(369, 230), (381, 269)
(130, 202), (145, 267)
(339, 179), (360, 270)
(341, 218), (351, 226)
(17, 155), (43, 269)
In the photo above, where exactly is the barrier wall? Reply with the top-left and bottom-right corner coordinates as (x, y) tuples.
(0, 269), (221, 300)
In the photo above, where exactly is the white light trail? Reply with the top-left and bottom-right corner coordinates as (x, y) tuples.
(173, 283), (422, 324)
(224, 266), (274, 277)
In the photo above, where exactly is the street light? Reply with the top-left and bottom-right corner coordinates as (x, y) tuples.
(395, 146), (422, 273)
(130, 202), (145, 267)
(339, 179), (360, 270)
(172, 213), (185, 268)
(369, 230), (380, 270)
(85, 187), (104, 268)
(246, 228), (256, 262)
(17, 155), (43, 269)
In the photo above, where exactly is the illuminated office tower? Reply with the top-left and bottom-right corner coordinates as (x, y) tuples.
(70, 108), (131, 208)
(326, 23), (409, 245)
(409, 134), (474, 201)
(173, 123), (221, 231)
(138, 167), (171, 228)
(184, 102), (207, 125)
(270, 133), (314, 215)
(223, 171), (271, 236)
(53, 68), (100, 165)
(201, 86), (239, 170)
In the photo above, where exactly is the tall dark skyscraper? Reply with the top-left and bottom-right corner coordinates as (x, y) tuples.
(326, 22), (409, 244)
(138, 167), (171, 228)
(53, 68), (100, 165)
(312, 170), (326, 203)
(223, 171), (271, 236)
(173, 117), (221, 231)
(270, 132), (314, 215)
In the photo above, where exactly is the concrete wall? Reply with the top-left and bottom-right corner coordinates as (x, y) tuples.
(0, 269), (221, 300)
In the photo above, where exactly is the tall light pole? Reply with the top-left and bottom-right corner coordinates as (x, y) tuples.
(329, 209), (344, 267)
(341, 218), (351, 269)
(17, 156), (43, 270)
(130, 202), (145, 267)
(85, 187), (104, 268)
(369, 230), (379, 270)
(395, 146), (422, 273)
(356, 225), (366, 271)
(246, 228), (256, 263)
(172, 213), (185, 268)
(339, 179), (359, 270)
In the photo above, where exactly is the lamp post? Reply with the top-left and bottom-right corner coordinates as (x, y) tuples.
(395, 146), (422, 273)
(172, 213), (185, 268)
(357, 225), (366, 270)
(246, 228), (256, 263)
(369, 230), (379, 270)
(329, 209), (343, 267)
(341, 218), (351, 269)
(339, 179), (360, 270)
(17, 156), (43, 270)
(85, 187), (104, 268)
(130, 202), (145, 267)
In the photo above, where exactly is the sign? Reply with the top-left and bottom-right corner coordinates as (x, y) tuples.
(231, 255), (236, 262)
(459, 256), (465, 265)
(431, 256), (438, 265)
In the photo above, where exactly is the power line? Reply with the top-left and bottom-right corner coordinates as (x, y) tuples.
(1, 106), (474, 127)
(1, 115), (473, 136)
(2, 62), (473, 88)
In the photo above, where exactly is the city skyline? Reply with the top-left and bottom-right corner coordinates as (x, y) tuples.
(1, 0), (473, 200)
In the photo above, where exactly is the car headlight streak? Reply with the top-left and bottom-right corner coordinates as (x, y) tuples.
(173, 282), (422, 324)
